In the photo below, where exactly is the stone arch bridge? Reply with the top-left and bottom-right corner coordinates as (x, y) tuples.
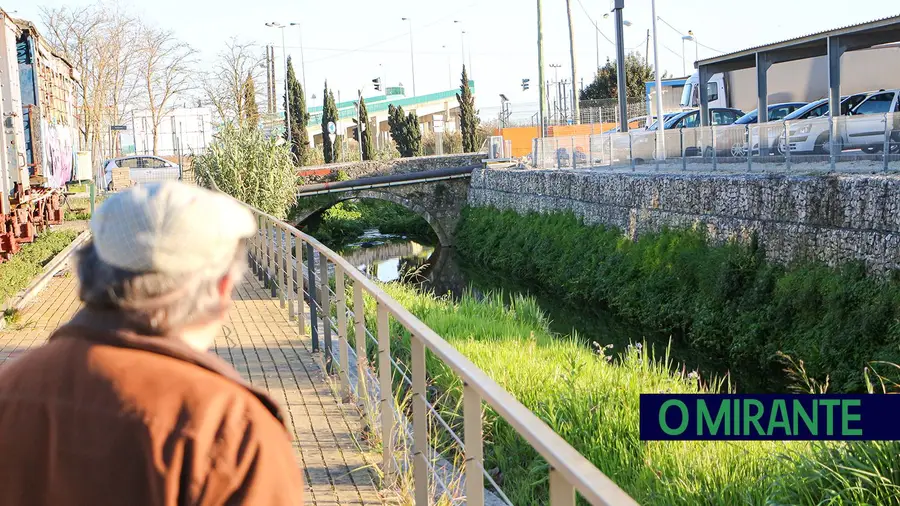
(293, 165), (477, 247)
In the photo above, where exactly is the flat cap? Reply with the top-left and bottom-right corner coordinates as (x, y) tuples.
(91, 182), (256, 276)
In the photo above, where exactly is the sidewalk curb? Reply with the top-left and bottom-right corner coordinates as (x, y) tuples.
(0, 230), (91, 330)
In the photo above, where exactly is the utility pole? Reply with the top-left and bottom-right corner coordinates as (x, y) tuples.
(550, 63), (561, 125)
(611, 0), (628, 132)
(645, 29), (650, 65)
(289, 23), (308, 95)
(266, 23), (290, 142)
(651, 0), (666, 160)
(402, 17), (417, 96)
(564, 0), (579, 124)
(536, 0), (546, 137)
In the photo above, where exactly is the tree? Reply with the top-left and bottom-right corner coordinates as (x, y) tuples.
(581, 52), (662, 100)
(456, 65), (479, 152)
(136, 26), (196, 154)
(320, 82), (339, 163)
(200, 37), (263, 126)
(40, 2), (142, 161)
(194, 123), (297, 219)
(285, 57), (310, 164)
(241, 75), (259, 127)
(355, 95), (375, 161)
(388, 104), (421, 157)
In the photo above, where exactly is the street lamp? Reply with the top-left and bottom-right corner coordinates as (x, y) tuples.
(401, 17), (416, 97)
(454, 20), (472, 77)
(682, 31), (698, 74)
(605, 2), (629, 132)
(288, 23), (308, 95)
(265, 22), (290, 142)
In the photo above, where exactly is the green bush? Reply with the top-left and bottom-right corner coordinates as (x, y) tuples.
(304, 199), (435, 247)
(193, 123), (299, 219)
(0, 230), (78, 304)
(455, 207), (900, 392)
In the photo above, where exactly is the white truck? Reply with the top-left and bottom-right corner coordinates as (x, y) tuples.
(680, 44), (900, 112)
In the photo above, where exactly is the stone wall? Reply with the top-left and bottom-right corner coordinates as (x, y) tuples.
(300, 153), (484, 183)
(468, 168), (900, 273)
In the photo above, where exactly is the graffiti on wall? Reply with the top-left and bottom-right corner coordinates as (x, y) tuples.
(40, 122), (74, 188)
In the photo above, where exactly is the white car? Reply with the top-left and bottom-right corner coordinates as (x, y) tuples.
(779, 93), (870, 154)
(103, 155), (182, 189)
(841, 89), (900, 154)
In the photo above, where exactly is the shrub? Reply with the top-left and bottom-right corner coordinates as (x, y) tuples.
(193, 123), (299, 219)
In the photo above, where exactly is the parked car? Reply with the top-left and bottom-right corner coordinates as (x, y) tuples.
(778, 93), (870, 154)
(723, 102), (808, 156)
(103, 155), (182, 190)
(842, 89), (900, 154)
(630, 108), (744, 160)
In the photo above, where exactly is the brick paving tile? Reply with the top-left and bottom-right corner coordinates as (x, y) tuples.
(0, 269), (399, 505)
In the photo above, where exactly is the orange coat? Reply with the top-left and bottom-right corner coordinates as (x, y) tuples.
(0, 309), (304, 506)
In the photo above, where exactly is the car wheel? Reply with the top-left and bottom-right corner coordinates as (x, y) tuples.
(776, 137), (788, 155)
(703, 146), (715, 159)
(862, 146), (881, 154)
(814, 133), (841, 155)
(730, 143), (746, 157)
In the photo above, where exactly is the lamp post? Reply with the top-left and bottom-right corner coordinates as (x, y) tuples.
(265, 22), (290, 142)
(651, 0), (665, 160)
(682, 31), (697, 74)
(536, 0), (546, 138)
(401, 17), (416, 97)
(288, 23), (308, 95)
(609, 0), (628, 132)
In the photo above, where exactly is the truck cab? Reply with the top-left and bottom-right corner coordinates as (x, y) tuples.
(681, 72), (727, 109)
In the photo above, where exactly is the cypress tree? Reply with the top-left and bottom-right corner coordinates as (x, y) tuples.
(358, 95), (375, 161)
(456, 65), (479, 152)
(242, 74), (259, 127)
(284, 57), (310, 164)
(321, 82), (339, 163)
(388, 104), (422, 157)
(405, 111), (421, 157)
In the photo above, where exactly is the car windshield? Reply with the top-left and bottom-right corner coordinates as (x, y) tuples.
(646, 113), (678, 131)
(734, 110), (758, 124)
(783, 99), (828, 120)
(680, 83), (694, 108)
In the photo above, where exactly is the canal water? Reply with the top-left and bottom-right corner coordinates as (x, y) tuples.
(337, 229), (755, 390)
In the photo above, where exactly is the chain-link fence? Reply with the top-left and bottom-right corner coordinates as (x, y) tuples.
(530, 111), (900, 173)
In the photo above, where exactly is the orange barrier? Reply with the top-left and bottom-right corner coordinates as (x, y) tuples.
(499, 121), (642, 158)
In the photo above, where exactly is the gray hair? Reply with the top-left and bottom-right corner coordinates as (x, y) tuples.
(75, 239), (248, 335)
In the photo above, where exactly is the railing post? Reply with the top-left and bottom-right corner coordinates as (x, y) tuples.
(681, 128), (686, 171)
(629, 130), (635, 171)
(746, 125), (753, 171)
(335, 265), (350, 401)
(377, 301), (395, 483)
(251, 217), (259, 276)
(829, 115), (837, 171)
(320, 255), (333, 373)
(884, 113), (890, 172)
(711, 126), (718, 170)
(783, 121), (791, 170)
(571, 136), (576, 169)
(549, 468), (575, 506)
(260, 218), (268, 284)
(287, 233), (295, 321)
(464, 384), (485, 506)
(607, 132), (613, 168)
(353, 282), (368, 426)
(269, 221), (278, 298)
(411, 335), (429, 506)
(296, 236), (305, 335)
(307, 243), (319, 352)
(278, 228), (286, 308)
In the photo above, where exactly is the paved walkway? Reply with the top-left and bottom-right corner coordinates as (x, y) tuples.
(0, 268), (395, 506)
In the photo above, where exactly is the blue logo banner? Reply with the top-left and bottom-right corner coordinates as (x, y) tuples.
(639, 394), (898, 440)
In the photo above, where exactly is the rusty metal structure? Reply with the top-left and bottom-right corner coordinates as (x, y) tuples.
(0, 8), (77, 261)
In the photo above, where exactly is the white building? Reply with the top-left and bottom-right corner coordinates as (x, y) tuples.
(128, 107), (213, 156)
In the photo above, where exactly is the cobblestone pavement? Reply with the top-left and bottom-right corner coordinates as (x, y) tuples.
(0, 269), (396, 506)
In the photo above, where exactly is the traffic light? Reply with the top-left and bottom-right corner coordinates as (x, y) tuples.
(373, 78), (382, 91)
(521, 78), (530, 91)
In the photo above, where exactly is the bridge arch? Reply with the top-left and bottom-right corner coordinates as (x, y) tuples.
(294, 189), (453, 247)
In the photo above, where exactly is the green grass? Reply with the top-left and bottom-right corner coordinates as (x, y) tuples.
(0, 230), (79, 305)
(455, 207), (900, 393)
(354, 281), (900, 505)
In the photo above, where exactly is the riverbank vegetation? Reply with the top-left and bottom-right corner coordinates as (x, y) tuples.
(455, 207), (900, 393)
(357, 281), (899, 505)
(303, 199), (436, 247)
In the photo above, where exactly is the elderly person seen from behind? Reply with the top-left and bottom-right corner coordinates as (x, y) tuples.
(0, 181), (304, 505)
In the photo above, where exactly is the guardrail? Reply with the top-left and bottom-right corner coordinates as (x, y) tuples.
(244, 204), (638, 506)
(296, 165), (480, 197)
(532, 111), (900, 172)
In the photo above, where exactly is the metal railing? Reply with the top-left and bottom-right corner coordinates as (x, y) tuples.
(243, 204), (638, 506)
(531, 111), (900, 172)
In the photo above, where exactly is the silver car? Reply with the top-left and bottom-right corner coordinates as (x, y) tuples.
(103, 155), (182, 189)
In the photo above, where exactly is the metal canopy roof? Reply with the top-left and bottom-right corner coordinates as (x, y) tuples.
(695, 14), (900, 73)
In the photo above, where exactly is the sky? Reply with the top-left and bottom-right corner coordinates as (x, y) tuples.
(9, 0), (900, 120)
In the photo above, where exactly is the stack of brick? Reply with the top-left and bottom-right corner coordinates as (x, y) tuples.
(109, 168), (133, 191)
